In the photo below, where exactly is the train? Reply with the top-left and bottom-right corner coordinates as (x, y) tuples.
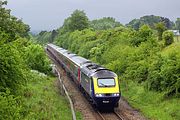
(46, 44), (121, 110)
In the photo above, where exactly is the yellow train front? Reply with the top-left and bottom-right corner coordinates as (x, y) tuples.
(80, 63), (121, 110)
(92, 70), (120, 109)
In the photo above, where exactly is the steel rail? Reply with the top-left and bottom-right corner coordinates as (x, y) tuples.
(114, 111), (124, 120)
(97, 111), (106, 120)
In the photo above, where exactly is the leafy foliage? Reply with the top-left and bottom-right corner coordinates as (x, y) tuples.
(90, 17), (122, 30)
(127, 15), (174, 30)
(59, 10), (89, 34)
(24, 44), (51, 74)
(130, 25), (153, 46)
(0, 0), (30, 41)
(0, 1), (55, 119)
(155, 22), (167, 41)
(162, 31), (174, 46)
(0, 43), (26, 94)
(34, 30), (58, 45)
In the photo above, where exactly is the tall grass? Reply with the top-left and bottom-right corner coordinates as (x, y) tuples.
(22, 72), (82, 120)
(121, 80), (180, 120)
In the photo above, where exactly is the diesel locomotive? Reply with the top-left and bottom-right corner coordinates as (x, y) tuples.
(46, 44), (121, 109)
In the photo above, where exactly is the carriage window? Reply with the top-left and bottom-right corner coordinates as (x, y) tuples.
(97, 78), (115, 87)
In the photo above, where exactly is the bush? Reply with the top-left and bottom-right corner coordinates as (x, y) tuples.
(130, 25), (153, 46)
(162, 31), (174, 46)
(160, 52), (180, 97)
(24, 44), (51, 74)
(125, 60), (148, 83)
(0, 44), (26, 95)
(147, 52), (180, 97)
(147, 54), (164, 91)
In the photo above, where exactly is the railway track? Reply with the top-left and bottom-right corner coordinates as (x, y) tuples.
(97, 110), (124, 120)
(114, 111), (124, 120)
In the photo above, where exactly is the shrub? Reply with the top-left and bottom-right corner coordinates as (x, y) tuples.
(125, 60), (148, 83)
(147, 54), (164, 91)
(130, 25), (153, 46)
(162, 31), (174, 46)
(24, 44), (51, 74)
(160, 52), (180, 97)
(0, 44), (26, 95)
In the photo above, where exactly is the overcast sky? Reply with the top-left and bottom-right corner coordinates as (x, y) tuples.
(7, 0), (180, 31)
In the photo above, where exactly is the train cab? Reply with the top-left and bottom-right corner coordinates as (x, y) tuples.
(91, 69), (120, 109)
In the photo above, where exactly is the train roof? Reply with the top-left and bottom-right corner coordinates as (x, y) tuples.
(81, 62), (116, 78)
(70, 56), (90, 66)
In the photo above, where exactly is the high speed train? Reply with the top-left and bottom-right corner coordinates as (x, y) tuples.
(46, 44), (121, 109)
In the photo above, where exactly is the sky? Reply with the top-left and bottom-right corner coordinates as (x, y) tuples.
(6, 0), (180, 31)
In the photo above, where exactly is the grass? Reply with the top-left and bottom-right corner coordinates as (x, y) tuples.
(23, 72), (82, 120)
(121, 80), (180, 120)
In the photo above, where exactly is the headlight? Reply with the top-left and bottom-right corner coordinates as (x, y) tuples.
(113, 93), (119, 96)
(95, 93), (103, 97)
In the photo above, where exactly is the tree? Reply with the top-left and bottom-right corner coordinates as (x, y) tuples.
(69, 10), (89, 31)
(126, 15), (174, 30)
(126, 19), (141, 30)
(0, 0), (30, 41)
(160, 17), (174, 29)
(162, 31), (174, 46)
(60, 10), (89, 33)
(90, 17), (122, 30)
(175, 18), (180, 32)
(155, 22), (167, 41)
(50, 30), (58, 43)
(127, 15), (161, 29)
(39, 31), (47, 36)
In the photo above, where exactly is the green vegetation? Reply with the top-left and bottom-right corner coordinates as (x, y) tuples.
(126, 15), (174, 30)
(163, 31), (174, 46)
(0, 1), (74, 119)
(0, 1), (30, 41)
(33, 30), (58, 45)
(23, 73), (72, 120)
(155, 22), (167, 41)
(90, 17), (122, 30)
(60, 9), (89, 34)
(24, 44), (51, 74)
(121, 80), (180, 120)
